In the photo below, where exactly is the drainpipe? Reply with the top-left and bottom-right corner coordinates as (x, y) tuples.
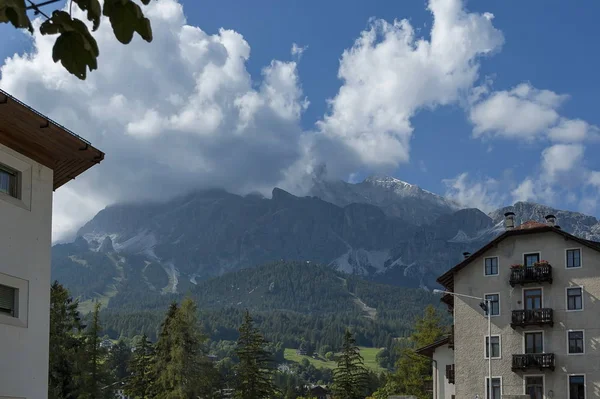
(432, 359), (438, 399)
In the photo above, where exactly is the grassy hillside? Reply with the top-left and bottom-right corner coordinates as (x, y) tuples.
(283, 347), (385, 373)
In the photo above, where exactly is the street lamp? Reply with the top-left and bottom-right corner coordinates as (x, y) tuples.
(433, 289), (493, 399)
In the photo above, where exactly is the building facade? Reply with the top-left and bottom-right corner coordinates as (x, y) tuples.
(438, 214), (599, 399)
(0, 89), (103, 399)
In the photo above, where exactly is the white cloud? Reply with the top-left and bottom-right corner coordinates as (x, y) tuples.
(295, 0), (504, 181)
(291, 43), (308, 59)
(470, 83), (598, 143)
(443, 172), (505, 212)
(541, 143), (584, 177)
(0, 0), (308, 241)
(511, 178), (537, 202)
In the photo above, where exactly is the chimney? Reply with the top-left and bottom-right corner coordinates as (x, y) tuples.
(462, 252), (471, 259)
(504, 212), (515, 230)
(545, 214), (556, 227)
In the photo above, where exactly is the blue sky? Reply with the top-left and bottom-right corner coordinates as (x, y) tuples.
(1, 0), (600, 239)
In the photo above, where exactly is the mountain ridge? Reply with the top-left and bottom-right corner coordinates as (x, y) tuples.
(53, 176), (600, 311)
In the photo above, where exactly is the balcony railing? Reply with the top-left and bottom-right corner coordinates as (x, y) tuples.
(512, 353), (555, 371)
(446, 364), (455, 384)
(511, 309), (554, 328)
(423, 380), (433, 392)
(509, 265), (553, 286)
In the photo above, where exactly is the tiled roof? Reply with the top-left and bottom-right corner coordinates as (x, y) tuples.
(515, 220), (547, 230)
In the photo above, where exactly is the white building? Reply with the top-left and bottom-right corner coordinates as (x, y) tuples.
(416, 336), (456, 399)
(0, 89), (103, 399)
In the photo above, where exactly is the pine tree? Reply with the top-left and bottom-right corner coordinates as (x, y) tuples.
(107, 340), (131, 384)
(124, 335), (155, 399)
(234, 311), (278, 399)
(332, 330), (368, 399)
(48, 281), (85, 399)
(372, 305), (445, 399)
(153, 298), (219, 398)
(79, 302), (112, 399)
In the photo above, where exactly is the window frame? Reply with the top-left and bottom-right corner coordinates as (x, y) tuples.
(566, 286), (585, 312)
(0, 146), (33, 211)
(0, 272), (28, 328)
(523, 287), (544, 310)
(566, 248), (582, 269)
(523, 374), (545, 399)
(485, 376), (502, 399)
(523, 330), (544, 354)
(523, 252), (541, 267)
(0, 162), (20, 199)
(484, 256), (499, 276)
(484, 293), (501, 317)
(567, 330), (585, 355)
(0, 283), (17, 317)
(568, 374), (586, 399)
(484, 334), (501, 359)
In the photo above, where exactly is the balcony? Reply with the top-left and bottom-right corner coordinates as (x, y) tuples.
(509, 265), (553, 287)
(448, 325), (454, 350)
(446, 364), (455, 384)
(511, 309), (554, 328)
(512, 353), (555, 372)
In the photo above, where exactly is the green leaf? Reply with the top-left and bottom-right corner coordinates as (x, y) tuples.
(0, 0), (32, 32)
(72, 0), (102, 31)
(40, 11), (99, 80)
(103, 0), (153, 44)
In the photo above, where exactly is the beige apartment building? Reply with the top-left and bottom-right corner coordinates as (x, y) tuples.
(0, 89), (103, 399)
(437, 213), (598, 399)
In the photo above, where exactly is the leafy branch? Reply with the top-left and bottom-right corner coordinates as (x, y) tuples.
(0, 0), (154, 79)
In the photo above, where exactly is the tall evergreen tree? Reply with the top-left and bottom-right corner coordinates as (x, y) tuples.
(153, 298), (219, 398)
(372, 305), (445, 399)
(124, 335), (155, 399)
(48, 281), (85, 399)
(234, 311), (278, 399)
(332, 330), (368, 399)
(107, 340), (131, 384)
(79, 302), (112, 399)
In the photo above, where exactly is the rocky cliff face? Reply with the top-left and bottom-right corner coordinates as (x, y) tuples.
(54, 177), (600, 302)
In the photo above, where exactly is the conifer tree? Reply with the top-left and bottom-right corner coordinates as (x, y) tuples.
(332, 330), (368, 399)
(234, 311), (278, 399)
(80, 302), (112, 399)
(124, 334), (155, 399)
(153, 298), (218, 398)
(48, 281), (85, 399)
(372, 305), (445, 399)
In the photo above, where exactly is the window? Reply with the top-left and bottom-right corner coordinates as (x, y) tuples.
(0, 164), (19, 198)
(567, 287), (584, 311)
(525, 376), (544, 399)
(567, 249), (581, 268)
(485, 257), (499, 276)
(485, 294), (500, 316)
(485, 335), (501, 359)
(486, 377), (501, 399)
(524, 288), (543, 310)
(0, 284), (17, 317)
(569, 375), (585, 399)
(525, 332), (543, 354)
(524, 253), (540, 267)
(568, 331), (584, 354)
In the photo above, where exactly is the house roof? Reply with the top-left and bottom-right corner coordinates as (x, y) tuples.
(437, 222), (600, 290)
(415, 336), (451, 358)
(0, 89), (104, 190)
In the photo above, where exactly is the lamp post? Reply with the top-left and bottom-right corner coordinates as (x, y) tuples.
(433, 289), (492, 399)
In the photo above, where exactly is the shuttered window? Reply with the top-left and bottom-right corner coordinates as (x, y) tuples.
(0, 164), (19, 199)
(0, 284), (17, 317)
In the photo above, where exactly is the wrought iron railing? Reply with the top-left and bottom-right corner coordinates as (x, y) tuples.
(512, 353), (555, 371)
(510, 265), (553, 286)
(511, 308), (554, 328)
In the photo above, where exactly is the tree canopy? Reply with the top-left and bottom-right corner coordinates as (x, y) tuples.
(0, 0), (155, 79)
